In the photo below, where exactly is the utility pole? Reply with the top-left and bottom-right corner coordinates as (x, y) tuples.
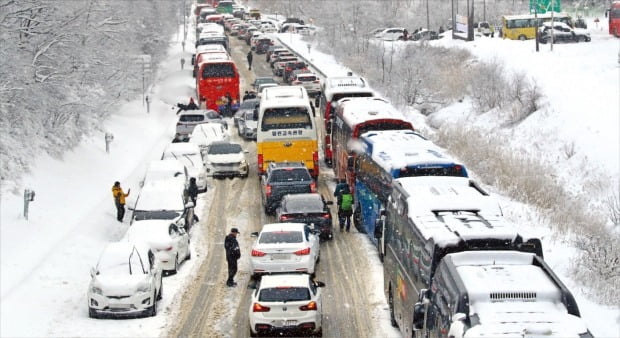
(426, 0), (430, 30)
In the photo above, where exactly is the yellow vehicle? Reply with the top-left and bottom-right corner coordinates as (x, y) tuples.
(502, 12), (572, 40)
(257, 86), (319, 177)
(249, 8), (261, 19)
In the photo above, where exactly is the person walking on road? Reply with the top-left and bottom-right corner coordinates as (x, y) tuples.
(337, 184), (353, 232)
(247, 50), (253, 71)
(112, 181), (130, 222)
(224, 228), (241, 287)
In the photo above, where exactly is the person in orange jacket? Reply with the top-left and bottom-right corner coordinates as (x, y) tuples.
(112, 181), (130, 222)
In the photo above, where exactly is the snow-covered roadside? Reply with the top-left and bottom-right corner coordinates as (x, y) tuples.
(0, 23), (212, 336)
(279, 31), (620, 336)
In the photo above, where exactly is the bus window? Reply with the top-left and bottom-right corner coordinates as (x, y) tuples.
(261, 108), (312, 131)
(202, 63), (235, 78)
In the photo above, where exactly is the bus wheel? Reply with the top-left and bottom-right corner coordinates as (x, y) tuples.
(389, 286), (398, 327)
(518, 34), (526, 41)
(353, 207), (364, 233)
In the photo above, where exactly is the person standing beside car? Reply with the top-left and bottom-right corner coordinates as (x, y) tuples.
(224, 228), (241, 287)
(112, 181), (130, 222)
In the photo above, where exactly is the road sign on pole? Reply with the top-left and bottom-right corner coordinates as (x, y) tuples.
(530, 0), (561, 14)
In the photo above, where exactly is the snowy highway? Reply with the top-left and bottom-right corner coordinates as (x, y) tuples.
(167, 34), (396, 338)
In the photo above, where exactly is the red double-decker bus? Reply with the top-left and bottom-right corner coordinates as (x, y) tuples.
(331, 97), (413, 194)
(318, 76), (375, 167)
(195, 52), (240, 115)
(607, 1), (620, 37)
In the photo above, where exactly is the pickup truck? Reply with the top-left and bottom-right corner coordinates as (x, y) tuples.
(260, 162), (316, 215)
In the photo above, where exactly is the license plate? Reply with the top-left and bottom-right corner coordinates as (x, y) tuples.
(270, 253), (288, 260)
(285, 320), (297, 326)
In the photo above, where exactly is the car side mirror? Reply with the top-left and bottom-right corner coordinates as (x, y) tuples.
(325, 200), (334, 205)
(374, 219), (383, 239)
(90, 267), (97, 277)
(251, 231), (259, 237)
(139, 180), (145, 188)
(185, 201), (195, 209)
(314, 281), (326, 287)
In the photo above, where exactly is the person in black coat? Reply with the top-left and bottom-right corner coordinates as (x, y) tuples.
(187, 177), (199, 204)
(224, 228), (241, 287)
(247, 50), (253, 70)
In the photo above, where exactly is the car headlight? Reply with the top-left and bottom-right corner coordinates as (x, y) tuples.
(136, 282), (152, 293)
(90, 285), (103, 295)
(240, 159), (247, 166)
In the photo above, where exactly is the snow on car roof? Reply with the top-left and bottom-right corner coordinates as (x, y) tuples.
(146, 159), (185, 172)
(133, 181), (185, 211)
(337, 97), (408, 128)
(259, 273), (311, 289)
(359, 130), (461, 173)
(125, 220), (174, 244)
(260, 222), (307, 233)
(448, 251), (589, 337)
(163, 142), (201, 156)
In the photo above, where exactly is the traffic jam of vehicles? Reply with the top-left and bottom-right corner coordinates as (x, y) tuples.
(87, 1), (597, 337)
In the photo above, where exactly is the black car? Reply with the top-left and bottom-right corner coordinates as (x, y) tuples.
(260, 162), (316, 215)
(276, 193), (334, 240)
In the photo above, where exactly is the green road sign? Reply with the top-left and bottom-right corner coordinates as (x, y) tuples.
(530, 0), (561, 13)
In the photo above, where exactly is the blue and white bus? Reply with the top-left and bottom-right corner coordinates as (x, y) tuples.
(352, 130), (468, 260)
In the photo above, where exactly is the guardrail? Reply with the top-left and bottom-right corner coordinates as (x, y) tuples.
(275, 36), (327, 79)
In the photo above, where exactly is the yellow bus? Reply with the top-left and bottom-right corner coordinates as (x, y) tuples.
(257, 86), (319, 177)
(502, 12), (572, 40)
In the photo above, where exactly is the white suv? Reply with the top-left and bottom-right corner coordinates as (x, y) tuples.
(290, 73), (321, 97)
(87, 242), (163, 319)
(248, 274), (325, 336)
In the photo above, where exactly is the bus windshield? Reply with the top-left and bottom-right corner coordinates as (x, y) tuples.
(202, 63), (235, 79)
(398, 165), (466, 178)
(358, 122), (411, 136)
(261, 108), (312, 131)
(332, 92), (373, 102)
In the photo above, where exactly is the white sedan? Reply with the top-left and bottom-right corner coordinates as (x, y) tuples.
(204, 141), (249, 178)
(162, 142), (208, 192)
(125, 220), (191, 275)
(250, 223), (320, 278)
(248, 273), (325, 337)
(87, 242), (163, 319)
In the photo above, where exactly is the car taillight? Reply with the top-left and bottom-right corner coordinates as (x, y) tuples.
(280, 215), (291, 221)
(258, 154), (264, 174)
(321, 213), (330, 219)
(312, 151), (319, 177)
(299, 301), (317, 311)
(251, 249), (266, 257)
(310, 182), (316, 193)
(252, 303), (270, 312)
(294, 247), (310, 255)
(265, 184), (272, 197)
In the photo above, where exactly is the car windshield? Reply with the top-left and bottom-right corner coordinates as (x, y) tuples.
(255, 77), (276, 86)
(208, 143), (242, 154)
(259, 231), (303, 244)
(286, 197), (323, 212)
(259, 287), (310, 302)
(180, 114), (206, 123)
(298, 76), (316, 82)
(133, 210), (182, 221)
(243, 111), (257, 121)
(98, 252), (147, 275)
(164, 152), (200, 167)
(206, 110), (220, 119)
(270, 168), (312, 182)
(240, 99), (259, 109)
